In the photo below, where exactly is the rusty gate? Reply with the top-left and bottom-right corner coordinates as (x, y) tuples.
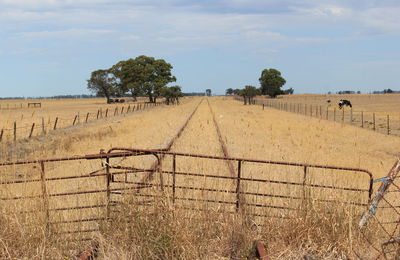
(0, 148), (373, 242)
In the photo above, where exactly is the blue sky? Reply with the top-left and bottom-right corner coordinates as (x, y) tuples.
(0, 0), (399, 96)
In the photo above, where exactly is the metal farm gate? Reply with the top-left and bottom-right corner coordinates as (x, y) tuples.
(2, 147), (398, 258)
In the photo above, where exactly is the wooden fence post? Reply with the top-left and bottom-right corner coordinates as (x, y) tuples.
(13, 121), (16, 142)
(72, 115), (78, 126)
(114, 107), (118, 116)
(42, 117), (45, 135)
(262, 104), (264, 110)
(29, 123), (35, 138)
(387, 115), (390, 135)
(361, 111), (364, 128)
(86, 113), (90, 123)
(342, 108), (345, 123)
(40, 162), (49, 233)
(350, 108), (353, 123)
(105, 108), (109, 117)
(334, 108), (336, 122)
(326, 107), (329, 120)
(121, 106), (124, 114)
(127, 105), (131, 113)
(0, 129), (3, 142)
(53, 117), (58, 130)
(96, 109), (100, 119)
(236, 161), (242, 212)
(373, 113), (376, 131)
(172, 155), (176, 204)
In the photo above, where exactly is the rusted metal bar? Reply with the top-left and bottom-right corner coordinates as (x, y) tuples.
(255, 241), (270, 260)
(172, 154), (176, 204)
(359, 159), (400, 228)
(77, 241), (99, 260)
(105, 154), (111, 219)
(236, 160), (242, 212)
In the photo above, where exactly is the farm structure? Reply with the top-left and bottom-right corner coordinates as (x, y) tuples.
(1, 96), (400, 259)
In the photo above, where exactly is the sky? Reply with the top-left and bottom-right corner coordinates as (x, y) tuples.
(0, 0), (399, 97)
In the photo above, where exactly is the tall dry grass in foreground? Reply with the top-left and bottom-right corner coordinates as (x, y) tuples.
(0, 189), (376, 259)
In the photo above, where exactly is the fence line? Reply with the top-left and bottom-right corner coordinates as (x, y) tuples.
(235, 96), (398, 136)
(0, 102), (165, 143)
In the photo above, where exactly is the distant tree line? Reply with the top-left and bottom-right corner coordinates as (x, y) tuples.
(87, 55), (183, 104)
(0, 94), (96, 100)
(226, 68), (293, 105)
(373, 89), (400, 94)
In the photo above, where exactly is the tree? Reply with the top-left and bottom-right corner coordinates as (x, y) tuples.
(111, 55), (176, 103)
(241, 85), (260, 105)
(283, 88), (294, 95)
(226, 88), (234, 95)
(206, 89), (212, 96)
(110, 58), (143, 101)
(87, 69), (117, 103)
(161, 85), (183, 105)
(259, 68), (286, 98)
(233, 89), (241, 95)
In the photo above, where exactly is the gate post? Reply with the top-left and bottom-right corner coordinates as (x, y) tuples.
(40, 161), (50, 233)
(302, 166), (308, 204)
(172, 155), (176, 205)
(236, 161), (242, 212)
(105, 153), (111, 219)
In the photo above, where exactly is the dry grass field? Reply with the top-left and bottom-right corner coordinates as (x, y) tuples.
(0, 95), (399, 259)
(0, 97), (152, 142)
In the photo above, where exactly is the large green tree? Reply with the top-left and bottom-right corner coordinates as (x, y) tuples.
(111, 56), (176, 103)
(259, 68), (286, 98)
(87, 69), (117, 103)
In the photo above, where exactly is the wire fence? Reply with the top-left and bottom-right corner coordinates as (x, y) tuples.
(0, 102), (164, 143)
(234, 96), (400, 137)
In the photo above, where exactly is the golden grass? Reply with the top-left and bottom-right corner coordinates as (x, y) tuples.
(0, 97), (153, 142)
(0, 96), (398, 259)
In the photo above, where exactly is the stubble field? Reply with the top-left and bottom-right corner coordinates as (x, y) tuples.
(0, 95), (399, 259)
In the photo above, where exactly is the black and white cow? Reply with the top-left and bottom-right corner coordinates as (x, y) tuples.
(338, 99), (352, 109)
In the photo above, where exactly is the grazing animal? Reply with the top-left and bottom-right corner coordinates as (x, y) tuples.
(338, 99), (352, 109)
